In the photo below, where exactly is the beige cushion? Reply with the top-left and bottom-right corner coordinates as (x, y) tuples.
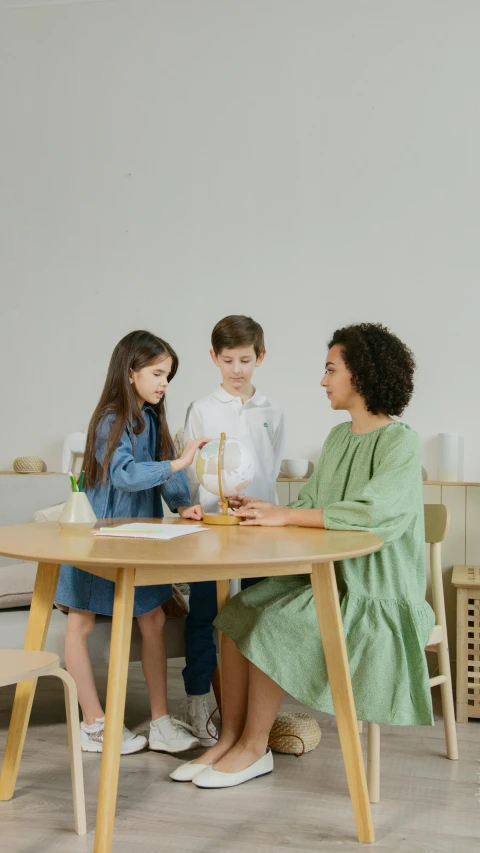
(0, 606), (187, 665)
(0, 473), (70, 609)
(0, 500), (65, 609)
(34, 503), (64, 522)
(0, 560), (38, 608)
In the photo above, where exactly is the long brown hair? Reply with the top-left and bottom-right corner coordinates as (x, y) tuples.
(84, 331), (178, 488)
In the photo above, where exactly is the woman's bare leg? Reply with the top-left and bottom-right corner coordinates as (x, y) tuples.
(211, 666), (222, 715)
(212, 661), (284, 773)
(192, 634), (249, 765)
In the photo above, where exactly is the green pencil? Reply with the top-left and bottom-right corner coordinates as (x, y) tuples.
(77, 471), (85, 492)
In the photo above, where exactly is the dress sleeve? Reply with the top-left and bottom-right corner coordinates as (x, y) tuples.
(96, 415), (174, 492)
(288, 469), (318, 509)
(288, 430), (334, 510)
(183, 402), (203, 505)
(159, 469), (191, 513)
(323, 427), (422, 544)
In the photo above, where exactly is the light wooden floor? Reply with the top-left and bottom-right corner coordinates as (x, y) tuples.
(0, 659), (478, 853)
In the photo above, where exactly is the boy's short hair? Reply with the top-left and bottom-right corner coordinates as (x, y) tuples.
(211, 315), (265, 358)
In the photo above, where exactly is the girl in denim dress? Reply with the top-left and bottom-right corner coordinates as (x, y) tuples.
(56, 331), (208, 755)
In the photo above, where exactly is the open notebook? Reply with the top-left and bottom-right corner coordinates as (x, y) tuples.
(92, 523), (208, 540)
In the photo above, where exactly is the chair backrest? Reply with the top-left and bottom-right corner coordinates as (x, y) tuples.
(61, 431), (86, 474)
(424, 504), (450, 634)
(424, 503), (449, 544)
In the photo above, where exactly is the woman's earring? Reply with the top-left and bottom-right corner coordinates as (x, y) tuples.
(129, 378), (134, 385)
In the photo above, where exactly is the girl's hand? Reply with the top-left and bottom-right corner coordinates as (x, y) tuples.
(232, 503), (293, 527)
(179, 504), (204, 521)
(171, 438), (210, 472)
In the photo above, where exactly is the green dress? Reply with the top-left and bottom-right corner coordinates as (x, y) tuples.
(214, 422), (435, 726)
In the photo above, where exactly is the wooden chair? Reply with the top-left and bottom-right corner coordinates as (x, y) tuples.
(0, 650), (86, 834)
(61, 431), (86, 475)
(365, 503), (458, 803)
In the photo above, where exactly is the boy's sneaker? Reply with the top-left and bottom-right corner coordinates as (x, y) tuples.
(80, 717), (147, 754)
(181, 694), (219, 747)
(149, 715), (201, 753)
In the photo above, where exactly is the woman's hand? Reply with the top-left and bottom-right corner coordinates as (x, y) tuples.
(178, 504), (204, 521)
(232, 502), (294, 527)
(226, 495), (274, 511)
(171, 438), (210, 472)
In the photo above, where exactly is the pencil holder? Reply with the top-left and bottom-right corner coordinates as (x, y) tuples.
(58, 492), (97, 529)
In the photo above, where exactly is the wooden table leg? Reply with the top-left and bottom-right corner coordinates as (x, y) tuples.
(311, 562), (375, 844)
(93, 567), (135, 853)
(216, 579), (231, 716)
(0, 562), (60, 801)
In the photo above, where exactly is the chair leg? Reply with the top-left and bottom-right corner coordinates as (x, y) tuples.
(51, 668), (87, 835)
(429, 540), (458, 758)
(0, 563), (60, 801)
(436, 646), (459, 760)
(367, 723), (380, 804)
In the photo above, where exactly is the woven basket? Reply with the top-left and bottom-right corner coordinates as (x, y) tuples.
(13, 456), (46, 474)
(268, 711), (321, 756)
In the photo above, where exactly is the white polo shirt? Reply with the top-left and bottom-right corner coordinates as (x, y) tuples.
(184, 386), (285, 513)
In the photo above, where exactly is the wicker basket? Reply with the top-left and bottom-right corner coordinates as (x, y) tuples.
(13, 456), (46, 474)
(268, 711), (321, 756)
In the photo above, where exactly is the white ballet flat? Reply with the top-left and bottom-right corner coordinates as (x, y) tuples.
(169, 761), (210, 782)
(192, 749), (273, 789)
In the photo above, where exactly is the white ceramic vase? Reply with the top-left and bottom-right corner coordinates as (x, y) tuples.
(282, 459), (309, 478)
(437, 433), (463, 482)
(58, 492), (97, 529)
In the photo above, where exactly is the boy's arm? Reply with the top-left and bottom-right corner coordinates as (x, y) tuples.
(183, 403), (204, 505)
(272, 409), (286, 478)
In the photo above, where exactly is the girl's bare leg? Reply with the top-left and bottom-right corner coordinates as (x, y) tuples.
(65, 609), (104, 724)
(137, 606), (168, 720)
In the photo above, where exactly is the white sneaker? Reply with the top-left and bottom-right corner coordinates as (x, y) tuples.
(80, 717), (147, 754)
(179, 694), (219, 747)
(149, 715), (201, 753)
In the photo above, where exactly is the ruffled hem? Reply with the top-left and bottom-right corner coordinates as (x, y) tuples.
(215, 577), (435, 727)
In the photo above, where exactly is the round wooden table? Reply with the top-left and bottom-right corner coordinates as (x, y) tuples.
(0, 519), (382, 850)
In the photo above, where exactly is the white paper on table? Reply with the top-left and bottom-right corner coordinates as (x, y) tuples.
(92, 523), (209, 540)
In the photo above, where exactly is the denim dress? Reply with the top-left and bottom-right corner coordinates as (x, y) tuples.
(55, 407), (190, 616)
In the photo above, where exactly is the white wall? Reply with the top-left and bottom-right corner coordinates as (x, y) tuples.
(1, 0), (479, 477)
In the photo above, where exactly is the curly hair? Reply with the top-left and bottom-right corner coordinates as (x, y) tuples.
(327, 323), (416, 416)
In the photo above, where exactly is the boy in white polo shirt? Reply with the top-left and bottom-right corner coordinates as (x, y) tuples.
(181, 315), (285, 745)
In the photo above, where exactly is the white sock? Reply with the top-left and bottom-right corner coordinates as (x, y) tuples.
(152, 714), (170, 725)
(81, 717), (105, 731)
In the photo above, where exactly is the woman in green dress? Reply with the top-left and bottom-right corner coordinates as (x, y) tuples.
(170, 322), (435, 788)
